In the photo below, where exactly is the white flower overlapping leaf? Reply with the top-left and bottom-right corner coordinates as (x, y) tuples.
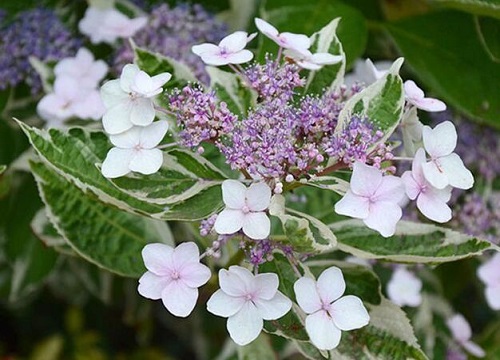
(192, 31), (255, 66)
(404, 80), (446, 112)
(386, 266), (422, 307)
(254, 18), (310, 52)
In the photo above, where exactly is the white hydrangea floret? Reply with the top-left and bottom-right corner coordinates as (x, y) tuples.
(192, 31), (255, 66)
(206, 265), (292, 346)
(477, 253), (500, 310)
(293, 266), (370, 350)
(100, 64), (171, 135)
(138, 242), (211, 317)
(214, 180), (272, 240)
(254, 18), (310, 52)
(344, 58), (391, 87)
(386, 266), (422, 307)
(54, 47), (108, 89)
(404, 80), (446, 112)
(447, 314), (485, 358)
(101, 120), (168, 178)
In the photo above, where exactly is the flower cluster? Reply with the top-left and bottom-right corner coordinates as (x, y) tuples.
(0, 8), (81, 94)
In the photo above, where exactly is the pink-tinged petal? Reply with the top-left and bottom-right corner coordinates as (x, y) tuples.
(227, 302), (263, 346)
(221, 180), (246, 209)
(305, 310), (341, 350)
(247, 32), (257, 43)
(386, 267), (422, 307)
(218, 267), (248, 297)
(279, 32), (311, 51)
(477, 253), (500, 286)
(416, 191), (452, 223)
(317, 266), (346, 304)
(373, 175), (405, 203)
(219, 31), (248, 52)
(53, 76), (80, 100)
(401, 171), (420, 200)
(101, 148), (133, 178)
(411, 148), (427, 183)
(120, 64), (140, 93)
(139, 121), (169, 149)
(311, 53), (342, 65)
(161, 280), (198, 317)
(180, 262), (211, 288)
(227, 266), (256, 293)
(485, 285), (500, 310)
(138, 271), (171, 300)
(172, 242), (201, 267)
(200, 53), (230, 66)
(413, 97), (446, 112)
(214, 209), (245, 235)
(102, 102), (134, 134)
(129, 148), (163, 175)
(422, 160), (449, 190)
(242, 212), (271, 240)
(141, 243), (174, 275)
(37, 94), (71, 122)
(293, 277), (322, 314)
(130, 97), (155, 126)
(462, 341), (486, 358)
(363, 200), (402, 237)
(254, 18), (279, 38)
(225, 50), (254, 65)
(404, 80), (425, 101)
(192, 43), (220, 56)
(334, 190), (370, 219)
(207, 289), (246, 317)
(350, 162), (383, 196)
(439, 153), (474, 190)
(109, 126), (141, 148)
(447, 314), (471, 342)
(254, 272), (279, 300)
(254, 291), (292, 320)
(422, 121), (457, 158)
(101, 79), (128, 108)
(90, 60), (109, 84)
(330, 295), (370, 331)
(246, 182), (272, 211)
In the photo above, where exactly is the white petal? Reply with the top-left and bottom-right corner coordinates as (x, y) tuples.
(207, 289), (246, 317)
(109, 126), (141, 148)
(101, 148), (133, 178)
(53, 76), (80, 100)
(477, 253), (500, 286)
(131, 70), (155, 96)
(350, 162), (383, 196)
(227, 302), (263, 346)
(416, 191), (452, 223)
(447, 314), (471, 342)
(242, 212), (271, 240)
(422, 121), (457, 158)
(161, 280), (198, 317)
(214, 209), (245, 235)
(254, 291), (292, 320)
(404, 80), (425, 101)
(180, 262), (211, 288)
(101, 79), (128, 108)
(363, 201), (402, 237)
(293, 277), (322, 314)
(311, 53), (342, 65)
(225, 50), (254, 65)
(411, 148), (427, 184)
(139, 121), (169, 149)
(401, 171), (420, 201)
(102, 102), (134, 135)
(120, 63), (140, 92)
(222, 180), (247, 209)
(254, 18), (279, 38)
(462, 341), (486, 358)
(130, 97), (155, 126)
(138, 271), (171, 300)
(200, 53), (230, 66)
(413, 97), (446, 112)
(279, 32), (311, 51)
(334, 190), (370, 220)
(373, 175), (405, 203)
(37, 94), (71, 122)
(141, 243), (174, 276)
(219, 31), (248, 53)
(305, 310), (341, 350)
(192, 43), (220, 56)
(246, 182), (272, 211)
(218, 267), (248, 297)
(330, 295), (370, 331)
(317, 266), (346, 305)
(172, 242), (201, 268)
(485, 285), (500, 310)
(254, 272), (279, 300)
(296, 59), (323, 71)
(151, 72), (172, 89)
(439, 153), (474, 190)
(129, 148), (163, 175)
(422, 160), (449, 190)
(386, 267), (422, 307)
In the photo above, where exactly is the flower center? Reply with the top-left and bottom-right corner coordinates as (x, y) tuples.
(241, 205), (250, 214)
(171, 270), (181, 280)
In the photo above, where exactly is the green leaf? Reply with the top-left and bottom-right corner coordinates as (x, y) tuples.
(387, 11), (500, 127)
(18, 123), (226, 221)
(475, 16), (500, 62)
(30, 160), (175, 277)
(331, 219), (493, 264)
(301, 175), (349, 196)
(237, 333), (277, 360)
(433, 0), (500, 19)
(336, 58), (405, 139)
(206, 66), (257, 117)
(305, 18), (346, 94)
(0, 165), (6, 175)
(269, 195), (337, 252)
(31, 208), (74, 255)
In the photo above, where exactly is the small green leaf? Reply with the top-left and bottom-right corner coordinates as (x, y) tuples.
(237, 333), (277, 360)
(301, 175), (349, 196)
(331, 219), (493, 264)
(0, 165), (6, 175)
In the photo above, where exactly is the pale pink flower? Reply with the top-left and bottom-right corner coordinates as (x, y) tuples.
(54, 47), (108, 89)
(284, 48), (342, 70)
(447, 314), (485, 358)
(344, 58), (391, 87)
(138, 242), (211, 317)
(477, 253), (500, 310)
(404, 80), (446, 112)
(386, 266), (422, 307)
(254, 18), (310, 52)
(192, 31), (255, 66)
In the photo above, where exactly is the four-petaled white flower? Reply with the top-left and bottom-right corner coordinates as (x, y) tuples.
(78, 6), (148, 44)
(101, 64), (171, 135)
(54, 47), (108, 89)
(293, 266), (370, 350)
(402, 148), (453, 223)
(334, 162), (406, 237)
(101, 120), (168, 178)
(254, 18), (310, 52)
(138, 242), (211, 317)
(421, 121), (474, 190)
(284, 48), (342, 70)
(477, 253), (500, 310)
(404, 80), (446, 112)
(214, 180), (272, 240)
(447, 314), (485, 358)
(207, 266), (292, 346)
(192, 31), (255, 66)
(386, 266), (422, 307)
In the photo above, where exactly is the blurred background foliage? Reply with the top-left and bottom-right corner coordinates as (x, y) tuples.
(0, 0), (499, 358)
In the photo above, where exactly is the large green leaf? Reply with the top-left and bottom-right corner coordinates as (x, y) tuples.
(432, 0), (500, 19)
(387, 11), (500, 127)
(18, 123), (226, 221)
(331, 219), (494, 264)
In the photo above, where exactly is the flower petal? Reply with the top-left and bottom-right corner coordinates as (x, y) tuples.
(293, 277), (322, 314)
(246, 182), (272, 211)
(102, 101), (134, 135)
(139, 120), (169, 149)
(279, 32), (311, 51)
(413, 97), (446, 112)
(439, 153), (474, 190)
(101, 148), (133, 178)
(401, 171), (420, 201)
(422, 121), (457, 158)
(330, 295), (370, 331)
(422, 160), (449, 190)
(404, 80), (425, 101)
(120, 63), (140, 93)
(138, 271), (171, 300)
(447, 314), (471, 342)
(214, 209), (245, 235)
(129, 148), (163, 175)
(305, 310), (341, 350)
(109, 126), (141, 148)
(334, 190), (370, 220)
(141, 243), (174, 276)
(225, 50), (254, 65)
(317, 266), (346, 304)
(218, 267), (248, 297)
(161, 280), (198, 317)
(350, 162), (383, 196)
(130, 97), (155, 126)
(462, 340), (486, 358)
(222, 180), (247, 209)
(416, 191), (452, 223)
(207, 289), (246, 317)
(386, 267), (422, 307)
(227, 302), (263, 346)
(373, 175), (405, 204)
(254, 18), (279, 38)
(310, 53), (342, 65)
(363, 200), (402, 237)
(100, 79), (128, 108)
(485, 285), (500, 310)
(477, 253), (500, 286)
(254, 291), (292, 320)
(242, 212), (271, 240)
(219, 31), (248, 53)
(180, 263), (211, 288)
(172, 242), (201, 269)
(254, 272), (279, 300)
(192, 43), (220, 56)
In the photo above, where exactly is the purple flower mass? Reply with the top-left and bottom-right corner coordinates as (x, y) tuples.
(0, 8), (81, 94)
